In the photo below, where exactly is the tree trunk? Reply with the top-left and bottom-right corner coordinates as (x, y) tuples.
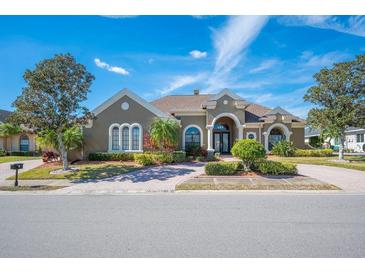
(57, 133), (69, 170)
(338, 133), (346, 161)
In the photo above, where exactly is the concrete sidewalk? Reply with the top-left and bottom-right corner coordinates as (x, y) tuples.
(297, 164), (365, 192)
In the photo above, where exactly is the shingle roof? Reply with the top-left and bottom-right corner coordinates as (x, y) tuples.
(151, 94), (211, 113)
(245, 104), (272, 122)
(264, 106), (292, 116)
(0, 109), (12, 123)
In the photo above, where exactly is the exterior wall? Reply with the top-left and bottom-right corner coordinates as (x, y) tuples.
(3, 133), (36, 152)
(206, 95), (245, 125)
(243, 127), (261, 143)
(345, 130), (365, 152)
(83, 95), (158, 157)
(291, 128), (305, 148)
(179, 115), (207, 149)
(0, 137), (4, 150)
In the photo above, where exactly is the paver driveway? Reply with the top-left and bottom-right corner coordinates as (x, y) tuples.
(297, 164), (365, 192)
(54, 162), (205, 194)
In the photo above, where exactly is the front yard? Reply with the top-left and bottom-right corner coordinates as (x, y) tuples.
(269, 155), (365, 172)
(0, 156), (41, 164)
(8, 161), (140, 180)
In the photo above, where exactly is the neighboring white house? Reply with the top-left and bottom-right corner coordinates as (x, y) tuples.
(305, 127), (365, 152)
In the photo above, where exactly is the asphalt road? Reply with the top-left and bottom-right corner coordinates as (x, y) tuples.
(0, 193), (365, 257)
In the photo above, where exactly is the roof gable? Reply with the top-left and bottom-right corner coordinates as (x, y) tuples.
(208, 88), (243, 101)
(93, 88), (170, 118)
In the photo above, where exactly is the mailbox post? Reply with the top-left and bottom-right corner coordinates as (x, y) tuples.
(10, 163), (23, 187)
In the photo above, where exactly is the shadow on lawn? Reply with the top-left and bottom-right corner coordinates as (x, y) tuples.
(71, 162), (204, 184)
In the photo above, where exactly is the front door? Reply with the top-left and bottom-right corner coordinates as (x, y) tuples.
(213, 132), (230, 154)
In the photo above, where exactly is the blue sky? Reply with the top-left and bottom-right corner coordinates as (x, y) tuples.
(0, 15), (364, 118)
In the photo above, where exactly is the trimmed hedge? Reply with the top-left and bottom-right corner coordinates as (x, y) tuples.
(9, 151), (40, 156)
(258, 160), (297, 175)
(205, 162), (241, 176)
(134, 153), (155, 166)
(88, 152), (135, 161)
(294, 149), (333, 157)
(0, 149), (7, 157)
(172, 151), (186, 163)
(150, 152), (174, 164)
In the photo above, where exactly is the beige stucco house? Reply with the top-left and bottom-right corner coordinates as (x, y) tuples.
(80, 88), (305, 159)
(0, 109), (37, 153)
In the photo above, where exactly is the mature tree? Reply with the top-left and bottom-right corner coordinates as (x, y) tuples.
(37, 126), (83, 153)
(149, 118), (180, 151)
(304, 54), (365, 160)
(10, 54), (94, 170)
(0, 123), (21, 137)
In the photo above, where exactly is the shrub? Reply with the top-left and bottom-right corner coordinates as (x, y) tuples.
(271, 141), (296, 157)
(205, 162), (241, 176)
(172, 151), (186, 163)
(9, 151), (39, 156)
(196, 156), (205, 162)
(150, 152), (174, 164)
(0, 149), (7, 157)
(42, 151), (59, 162)
(294, 149), (333, 157)
(134, 153), (155, 166)
(231, 139), (266, 171)
(88, 152), (134, 161)
(185, 144), (201, 157)
(309, 136), (322, 148)
(258, 160), (297, 175)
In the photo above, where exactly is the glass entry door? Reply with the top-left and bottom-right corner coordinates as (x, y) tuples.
(213, 132), (230, 154)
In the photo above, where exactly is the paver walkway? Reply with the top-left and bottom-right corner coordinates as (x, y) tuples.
(297, 164), (365, 192)
(53, 162), (206, 194)
(0, 159), (43, 181)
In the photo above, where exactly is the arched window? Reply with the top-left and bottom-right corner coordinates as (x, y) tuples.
(111, 127), (119, 150)
(268, 127), (285, 150)
(131, 126), (140, 150)
(214, 123), (229, 131)
(122, 126), (129, 150)
(185, 126), (201, 148)
(19, 135), (29, 152)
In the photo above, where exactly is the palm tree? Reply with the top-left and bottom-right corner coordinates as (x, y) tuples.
(37, 126), (83, 164)
(150, 118), (180, 151)
(0, 123), (22, 136)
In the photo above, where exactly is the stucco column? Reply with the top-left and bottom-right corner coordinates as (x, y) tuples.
(206, 125), (213, 151)
(263, 132), (269, 152)
(287, 131), (293, 141)
(238, 125), (243, 140)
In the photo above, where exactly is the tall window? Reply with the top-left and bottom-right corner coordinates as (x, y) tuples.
(122, 126), (129, 150)
(132, 126), (140, 150)
(357, 134), (364, 143)
(111, 127), (119, 150)
(19, 135), (29, 152)
(185, 127), (201, 148)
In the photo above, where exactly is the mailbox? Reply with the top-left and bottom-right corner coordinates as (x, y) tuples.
(10, 163), (23, 187)
(10, 163), (23, 170)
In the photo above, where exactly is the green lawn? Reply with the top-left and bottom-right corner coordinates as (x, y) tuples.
(0, 156), (41, 164)
(269, 155), (365, 172)
(9, 162), (140, 180)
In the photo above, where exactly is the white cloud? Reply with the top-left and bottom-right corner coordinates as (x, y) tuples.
(249, 59), (279, 74)
(94, 58), (129, 76)
(159, 73), (206, 95)
(189, 50), (207, 59)
(279, 16), (365, 37)
(147, 58), (154, 64)
(300, 50), (350, 68)
(207, 16), (269, 90)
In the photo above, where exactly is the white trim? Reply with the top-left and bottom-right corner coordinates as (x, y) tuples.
(246, 131), (257, 140)
(209, 112), (243, 129)
(93, 88), (170, 118)
(108, 122), (143, 152)
(182, 124), (203, 150)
